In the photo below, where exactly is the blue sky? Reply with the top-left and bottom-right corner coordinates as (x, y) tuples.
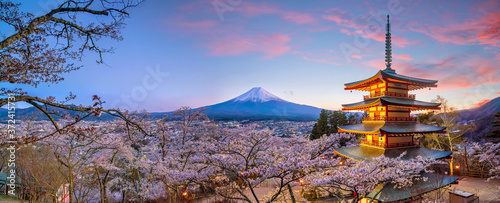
(3, 0), (500, 112)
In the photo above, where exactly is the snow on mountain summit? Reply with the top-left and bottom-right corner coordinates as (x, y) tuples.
(231, 87), (286, 103)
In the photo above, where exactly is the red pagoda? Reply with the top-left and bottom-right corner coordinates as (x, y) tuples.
(334, 16), (458, 202)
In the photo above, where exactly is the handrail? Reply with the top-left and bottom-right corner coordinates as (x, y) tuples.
(360, 139), (419, 148)
(363, 92), (416, 99)
(362, 116), (417, 122)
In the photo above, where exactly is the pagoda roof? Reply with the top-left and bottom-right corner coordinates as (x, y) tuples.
(344, 69), (438, 91)
(338, 122), (446, 134)
(333, 145), (452, 161)
(366, 173), (458, 202)
(342, 97), (441, 110)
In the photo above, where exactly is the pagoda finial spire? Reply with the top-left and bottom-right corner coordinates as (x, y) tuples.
(385, 15), (393, 71)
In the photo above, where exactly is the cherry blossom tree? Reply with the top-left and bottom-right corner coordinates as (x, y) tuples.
(0, 0), (147, 146)
(143, 107), (215, 201)
(195, 128), (356, 203)
(471, 142), (500, 180)
(305, 153), (444, 203)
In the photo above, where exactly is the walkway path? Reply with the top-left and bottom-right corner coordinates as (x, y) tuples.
(196, 177), (500, 202)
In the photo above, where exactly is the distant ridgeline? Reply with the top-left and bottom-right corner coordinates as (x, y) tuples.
(459, 97), (500, 140)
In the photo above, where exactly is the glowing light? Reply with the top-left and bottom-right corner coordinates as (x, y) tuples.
(298, 179), (304, 185)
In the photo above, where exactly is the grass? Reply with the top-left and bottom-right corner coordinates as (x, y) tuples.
(0, 194), (53, 203)
(0, 194), (20, 200)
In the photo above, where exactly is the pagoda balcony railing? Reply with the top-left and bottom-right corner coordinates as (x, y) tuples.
(387, 141), (419, 148)
(360, 139), (420, 148)
(362, 116), (417, 122)
(363, 92), (416, 100)
(359, 139), (386, 148)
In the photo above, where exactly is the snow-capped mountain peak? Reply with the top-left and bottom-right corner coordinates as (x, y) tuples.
(231, 87), (285, 103)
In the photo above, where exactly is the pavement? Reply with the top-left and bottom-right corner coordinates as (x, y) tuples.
(446, 177), (500, 203)
(197, 177), (500, 203)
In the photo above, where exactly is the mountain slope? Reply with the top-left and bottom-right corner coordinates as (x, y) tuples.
(460, 97), (500, 140)
(460, 97), (500, 121)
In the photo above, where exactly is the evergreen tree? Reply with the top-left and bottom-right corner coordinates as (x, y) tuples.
(329, 111), (348, 134)
(310, 123), (319, 140)
(310, 109), (330, 140)
(486, 111), (500, 138)
(310, 110), (356, 140)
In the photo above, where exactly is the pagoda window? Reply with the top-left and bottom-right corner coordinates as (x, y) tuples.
(379, 135), (385, 143)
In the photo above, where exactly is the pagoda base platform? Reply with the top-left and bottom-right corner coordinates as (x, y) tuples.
(333, 145), (452, 161)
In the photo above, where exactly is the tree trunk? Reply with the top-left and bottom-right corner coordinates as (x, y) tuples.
(100, 183), (107, 203)
(449, 157), (454, 176)
(287, 184), (296, 203)
(122, 191), (126, 203)
(464, 146), (469, 176)
(69, 171), (74, 203)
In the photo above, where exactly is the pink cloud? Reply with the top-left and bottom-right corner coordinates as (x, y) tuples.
(207, 34), (291, 58)
(168, 2), (302, 59)
(361, 53), (500, 91)
(236, 3), (279, 17)
(393, 54), (412, 61)
(393, 36), (418, 48)
(363, 59), (385, 71)
(303, 56), (342, 66)
(323, 9), (414, 47)
(323, 15), (359, 29)
(408, 11), (500, 47)
(463, 92), (481, 96)
(395, 55), (500, 90)
(473, 99), (490, 108)
(351, 55), (362, 59)
(282, 12), (316, 24)
(236, 2), (315, 24)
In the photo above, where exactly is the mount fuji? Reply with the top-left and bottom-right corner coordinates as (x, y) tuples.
(200, 87), (323, 121)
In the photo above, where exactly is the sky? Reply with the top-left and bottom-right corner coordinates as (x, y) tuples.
(2, 0), (500, 112)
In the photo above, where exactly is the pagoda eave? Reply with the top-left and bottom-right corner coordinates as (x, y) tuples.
(334, 145), (453, 161)
(341, 97), (441, 111)
(338, 122), (446, 135)
(344, 69), (439, 91)
(365, 173), (458, 202)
